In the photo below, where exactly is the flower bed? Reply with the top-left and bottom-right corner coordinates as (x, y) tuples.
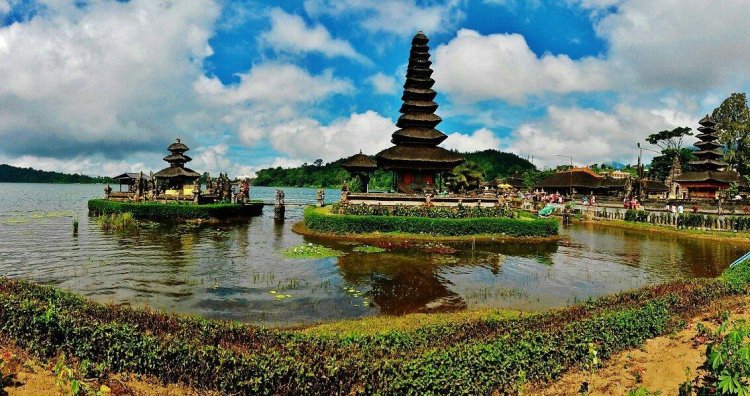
(304, 206), (558, 237)
(87, 199), (263, 220)
(333, 202), (517, 219)
(0, 261), (748, 394)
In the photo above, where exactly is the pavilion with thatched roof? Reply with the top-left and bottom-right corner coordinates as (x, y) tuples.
(374, 31), (464, 194)
(341, 151), (378, 193)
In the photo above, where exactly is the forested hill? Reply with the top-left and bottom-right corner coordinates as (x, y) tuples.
(0, 164), (113, 183)
(252, 150), (535, 188)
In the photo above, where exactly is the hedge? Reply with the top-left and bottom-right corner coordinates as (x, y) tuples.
(87, 199), (263, 220)
(333, 202), (517, 219)
(303, 207), (558, 237)
(1, 261), (748, 394)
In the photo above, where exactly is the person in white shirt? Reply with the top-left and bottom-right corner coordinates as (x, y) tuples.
(677, 204), (684, 214)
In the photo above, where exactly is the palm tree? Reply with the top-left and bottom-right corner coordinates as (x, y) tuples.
(447, 161), (485, 192)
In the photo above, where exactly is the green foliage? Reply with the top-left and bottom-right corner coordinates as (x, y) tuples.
(628, 386), (662, 396)
(0, 263), (746, 395)
(649, 148), (696, 182)
(625, 210), (650, 222)
(646, 126), (693, 151)
(713, 92), (750, 175)
(305, 207), (558, 237)
(333, 202), (518, 219)
(462, 150), (536, 181)
(251, 150), (535, 189)
(446, 161), (485, 192)
(96, 212), (138, 232)
(622, 209), (750, 232)
(352, 245), (387, 253)
(282, 243), (344, 259)
(0, 164), (114, 184)
(87, 199), (263, 220)
(690, 319), (750, 395)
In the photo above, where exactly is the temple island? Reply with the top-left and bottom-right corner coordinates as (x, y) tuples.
(299, 32), (559, 240)
(89, 138), (262, 221)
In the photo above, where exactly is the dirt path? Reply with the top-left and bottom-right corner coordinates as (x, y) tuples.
(530, 295), (750, 395)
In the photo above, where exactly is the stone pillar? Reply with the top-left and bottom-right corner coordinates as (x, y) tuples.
(104, 184), (112, 200)
(317, 188), (325, 207)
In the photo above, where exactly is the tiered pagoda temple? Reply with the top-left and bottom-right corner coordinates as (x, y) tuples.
(675, 115), (740, 199)
(153, 138), (201, 196)
(375, 31), (464, 194)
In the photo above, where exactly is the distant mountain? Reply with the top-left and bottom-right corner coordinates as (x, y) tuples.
(252, 149), (536, 189)
(0, 164), (114, 184)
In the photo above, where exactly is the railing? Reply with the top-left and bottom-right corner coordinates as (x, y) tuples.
(730, 251), (750, 268)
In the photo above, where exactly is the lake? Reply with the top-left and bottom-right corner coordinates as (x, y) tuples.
(0, 183), (746, 326)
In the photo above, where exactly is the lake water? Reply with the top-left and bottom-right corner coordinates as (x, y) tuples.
(0, 183), (747, 326)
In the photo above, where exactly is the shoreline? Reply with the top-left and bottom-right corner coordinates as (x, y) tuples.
(580, 217), (750, 244)
(291, 220), (563, 243)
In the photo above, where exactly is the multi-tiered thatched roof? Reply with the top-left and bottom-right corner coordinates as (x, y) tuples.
(375, 32), (464, 171)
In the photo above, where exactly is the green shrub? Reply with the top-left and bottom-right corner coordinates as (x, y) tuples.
(332, 203), (516, 219)
(625, 209), (649, 222)
(87, 199), (263, 220)
(304, 207), (558, 237)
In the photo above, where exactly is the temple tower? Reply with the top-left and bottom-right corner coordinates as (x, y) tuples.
(154, 138), (201, 194)
(675, 115), (741, 199)
(375, 31), (464, 194)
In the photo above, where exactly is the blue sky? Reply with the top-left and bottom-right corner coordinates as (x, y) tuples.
(1, 0), (749, 177)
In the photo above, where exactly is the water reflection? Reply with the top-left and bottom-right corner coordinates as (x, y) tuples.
(0, 183), (747, 326)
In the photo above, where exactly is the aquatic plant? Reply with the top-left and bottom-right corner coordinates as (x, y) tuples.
(282, 243), (344, 259)
(72, 219), (78, 236)
(352, 245), (386, 253)
(96, 212), (137, 232)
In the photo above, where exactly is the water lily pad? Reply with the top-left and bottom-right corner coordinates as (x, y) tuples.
(282, 243), (344, 259)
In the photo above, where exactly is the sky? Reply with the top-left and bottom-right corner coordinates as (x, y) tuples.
(1, 0), (749, 177)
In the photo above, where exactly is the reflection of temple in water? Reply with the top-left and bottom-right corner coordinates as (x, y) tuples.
(337, 252), (466, 315)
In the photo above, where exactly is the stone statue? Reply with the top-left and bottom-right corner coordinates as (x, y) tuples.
(316, 188), (325, 207)
(104, 184), (112, 200)
(340, 184), (349, 204)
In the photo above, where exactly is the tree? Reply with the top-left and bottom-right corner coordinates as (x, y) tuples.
(645, 126), (692, 151)
(446, 161), (484, 192)
(313, 159), (323, 167)
(712, 92), (750, 175)
(648, 148), (695, 181)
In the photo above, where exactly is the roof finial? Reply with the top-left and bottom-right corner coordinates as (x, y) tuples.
(176, 137), (181, 143)
(359, 149), (363, 154)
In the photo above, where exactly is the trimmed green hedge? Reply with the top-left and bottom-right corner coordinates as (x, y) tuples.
(0, 267), (746, 394)
(303, 207), (558, 237)
(87, 199), (263, 220)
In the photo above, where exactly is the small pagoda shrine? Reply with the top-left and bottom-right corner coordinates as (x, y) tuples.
(341, 150), (378, 192)
(375, 31), (464, 194)
(675, 115), (740, 199)
(153, 138), (201, 197)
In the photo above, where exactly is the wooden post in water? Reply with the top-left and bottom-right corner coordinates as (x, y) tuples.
(274, 189), (285, 221)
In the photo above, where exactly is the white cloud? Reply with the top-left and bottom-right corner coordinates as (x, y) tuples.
(504, 104), (688, 168)
(443, 128), (501, 152)
(303, 0), (465, 36)
(367, 72), (399, 95)
(0, 0), (220, 159)
(0, 1), (9, 14)
(262, 111), (394, 162)
(592, 0), (750, 91)
(261, 8), (370, 64)
(195, 63), (353, 106)
(433, 29), (609, 103)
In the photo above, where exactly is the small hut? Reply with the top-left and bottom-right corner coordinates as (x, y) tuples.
(153, 138), (200, 197)
(112, 172), (151, 193)
(375, 32), (464, 194)
(342, 151), (378, 193)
